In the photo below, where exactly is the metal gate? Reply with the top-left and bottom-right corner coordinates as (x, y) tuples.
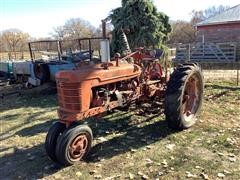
(175, 42), (236, 62)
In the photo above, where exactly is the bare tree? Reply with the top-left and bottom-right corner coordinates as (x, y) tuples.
(1, 29), (30, 59)
(51, 18), (99, 53)
(52, 26), (66, 40)
(52, 18), (96, 40)
(65, 18), (95, 38)
(190, 10), (205, 25)
(203, 5), (230, 19)
(168, 5), (230, 44)
(190, 5), (230, 25)
(168, 20), (196, 44)
(0, 32), (4, 52)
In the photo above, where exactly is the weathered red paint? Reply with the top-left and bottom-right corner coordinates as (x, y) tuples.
(56, 49), (167, 125)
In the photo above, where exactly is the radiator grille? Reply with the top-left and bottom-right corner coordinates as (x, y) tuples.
(57, 82), (82, 111)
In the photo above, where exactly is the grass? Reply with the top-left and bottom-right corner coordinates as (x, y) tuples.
(0, 81), (240, 179)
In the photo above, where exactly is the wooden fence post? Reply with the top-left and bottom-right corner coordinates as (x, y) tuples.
(188, 44), (191, 62)
(237, 69), (239, 86)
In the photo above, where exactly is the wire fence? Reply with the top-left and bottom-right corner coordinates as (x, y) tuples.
(202, 69), (239, 86)
(170, 42), (240, 86)
(0, 51), (32, 60)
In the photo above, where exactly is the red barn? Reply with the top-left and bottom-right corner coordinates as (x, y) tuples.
(196, 4), (240, 60)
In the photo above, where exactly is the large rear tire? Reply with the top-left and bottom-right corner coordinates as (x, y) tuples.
(45, 122), (66, 162)
(55, 125), (93, 166)
(165, 63), (204, 130)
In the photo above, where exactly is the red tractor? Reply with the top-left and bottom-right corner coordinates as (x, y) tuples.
(45, 33), (204, 166)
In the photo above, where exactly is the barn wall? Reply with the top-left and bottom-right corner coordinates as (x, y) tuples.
(196, 23), (240, 61)
(196, 23), (240, 43)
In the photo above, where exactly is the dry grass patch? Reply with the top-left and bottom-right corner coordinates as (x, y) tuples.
(0, 81), (239, 179)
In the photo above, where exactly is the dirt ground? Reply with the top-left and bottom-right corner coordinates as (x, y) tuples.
(0, 81), (239, 180)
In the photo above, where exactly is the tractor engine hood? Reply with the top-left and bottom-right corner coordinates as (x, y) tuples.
(56, 62), (142, 86)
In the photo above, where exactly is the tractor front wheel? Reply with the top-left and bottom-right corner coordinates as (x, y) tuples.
(55, 125), (93, 166)
(165, 63), (204, 130)
(45, 122), (66, 162)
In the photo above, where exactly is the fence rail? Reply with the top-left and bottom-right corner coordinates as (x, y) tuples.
(175, 42), (237, 62)
(0, 51), (32, 60)
(173, 61), (240, 86)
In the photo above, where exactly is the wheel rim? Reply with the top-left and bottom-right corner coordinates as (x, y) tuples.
(182, 74), (201, 121)
(68, 134), (88, 161)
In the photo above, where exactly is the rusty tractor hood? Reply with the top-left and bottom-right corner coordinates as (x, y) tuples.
(56, 61), (142, 86)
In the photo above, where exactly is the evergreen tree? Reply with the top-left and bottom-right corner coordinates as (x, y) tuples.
(110, 0), (171, 53)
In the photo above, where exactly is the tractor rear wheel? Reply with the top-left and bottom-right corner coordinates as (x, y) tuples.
(55, 125), (93, 166)
(45, 122), (66, 162)
(165, 63), (204, 130)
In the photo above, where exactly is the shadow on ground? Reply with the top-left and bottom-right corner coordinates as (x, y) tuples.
(0, 143), (61, 179)
(0, 109), (57, 141)
(0, 109), (175, 179)
(204, 83), (240, 100)
(0, 93), (57, 111)
(205, 84), (240, 91)
(16, 119), (56, 137)
(88, 115), (174, 162)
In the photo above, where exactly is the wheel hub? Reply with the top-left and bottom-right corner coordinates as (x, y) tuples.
(69, 134), (88, 160)
(182, 75), (200, 120)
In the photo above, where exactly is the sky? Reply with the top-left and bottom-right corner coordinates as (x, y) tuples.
(0, 0), (239, 38)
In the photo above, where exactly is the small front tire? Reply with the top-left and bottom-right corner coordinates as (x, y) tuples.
(55, 125), (93, 166)
(45, 122), (66, 162)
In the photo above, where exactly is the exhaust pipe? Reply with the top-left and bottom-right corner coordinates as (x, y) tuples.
(102, 20), (107, 39)
(100, 40), (110, 63)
